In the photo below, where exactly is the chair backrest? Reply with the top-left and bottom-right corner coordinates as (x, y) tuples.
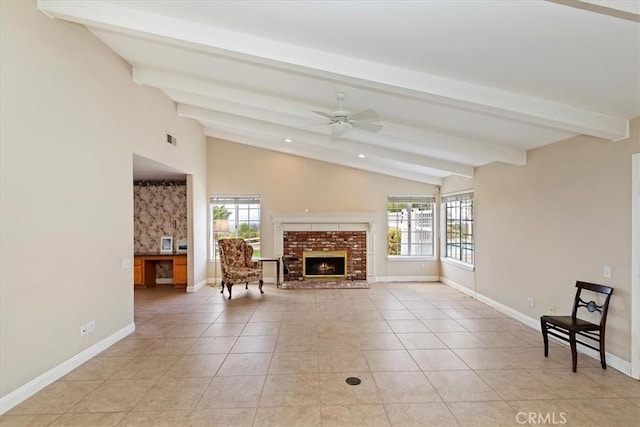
(218, 238), (253, 272)
(571, 281), (614, 327)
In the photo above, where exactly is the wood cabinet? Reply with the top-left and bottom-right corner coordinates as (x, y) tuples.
(134, 254), (187, 289)
(173, 256), (187, 286)
(133, 257), (143, 286)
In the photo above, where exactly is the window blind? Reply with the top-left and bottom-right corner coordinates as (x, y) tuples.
(210, 196), (260, 204)
(388, 195), (436, 203)
(441, 192), (473, 203)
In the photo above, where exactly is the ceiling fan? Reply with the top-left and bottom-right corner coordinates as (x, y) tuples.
(312, 91), (383, 137)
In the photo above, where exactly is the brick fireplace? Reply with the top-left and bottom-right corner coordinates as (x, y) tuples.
(284, 231), (366, 281)
(272, 212), (376, 283)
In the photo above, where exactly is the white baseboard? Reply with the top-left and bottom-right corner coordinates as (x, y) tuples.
(440, 277), (632, 377)
(0, 323), (135, 415)
(187, 279), (208, 293)
(377, 275), (440, 283)
(155, 278), (173, 285)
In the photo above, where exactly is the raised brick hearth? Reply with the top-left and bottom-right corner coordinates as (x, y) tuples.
(284, 231), (366, 281)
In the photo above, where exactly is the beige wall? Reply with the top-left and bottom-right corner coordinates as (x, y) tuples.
(441, 118), (640, 363)
(207, 138), (439, 281)
(0, 1), (207, 398)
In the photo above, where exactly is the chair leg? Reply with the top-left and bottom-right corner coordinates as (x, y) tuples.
(259, 279), (264, 294)
(569, 331), (578, 373)
(540, 319), (549, 357)
(599, 332), (607, 369)
(245, 282), (249, 290)
(220, 280), (225, 294)
(227, 283), (233, 300)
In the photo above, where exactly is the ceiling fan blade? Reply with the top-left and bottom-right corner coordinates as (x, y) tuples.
(312, 111), (334, 120)
(349, 109), (378, 122)
(352, 122), (383, 133)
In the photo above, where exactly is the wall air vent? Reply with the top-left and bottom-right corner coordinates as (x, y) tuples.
(166, 134), (177, 146)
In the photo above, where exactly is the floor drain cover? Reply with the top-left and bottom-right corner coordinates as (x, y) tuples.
(345, 377), (361, 385)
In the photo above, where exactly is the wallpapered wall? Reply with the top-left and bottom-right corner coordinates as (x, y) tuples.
(134, 180), (187, 278)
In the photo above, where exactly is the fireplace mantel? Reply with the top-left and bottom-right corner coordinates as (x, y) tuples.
(272, 212), (376, 282)
(271, 212), (377, 225)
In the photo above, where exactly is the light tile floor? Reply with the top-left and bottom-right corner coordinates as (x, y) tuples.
(3, 282), (640, 426)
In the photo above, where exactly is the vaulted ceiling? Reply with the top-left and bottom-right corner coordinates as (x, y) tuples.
(39, 0), (639, 184)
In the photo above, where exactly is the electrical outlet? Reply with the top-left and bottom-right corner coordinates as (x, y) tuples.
(121, 258), (131, 269)
(527, 297), (535, 308)
(80, 321), (95, 337)
(549, 306), (556, 315)
(420, 264), (425, 270)
(603, 266), (612, 279)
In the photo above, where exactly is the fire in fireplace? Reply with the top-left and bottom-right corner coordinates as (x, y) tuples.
(303, 250), (347, 279)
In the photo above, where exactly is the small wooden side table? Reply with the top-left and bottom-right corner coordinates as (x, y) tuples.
(256, 257), (281, 288)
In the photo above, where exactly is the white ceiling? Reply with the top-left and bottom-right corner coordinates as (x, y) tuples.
(39, 0), (639, 184)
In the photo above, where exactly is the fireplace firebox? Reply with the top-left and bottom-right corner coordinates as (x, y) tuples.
(303, 250), (347, 279)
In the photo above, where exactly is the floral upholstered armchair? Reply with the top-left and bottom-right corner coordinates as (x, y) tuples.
(218, 238), (264, 299)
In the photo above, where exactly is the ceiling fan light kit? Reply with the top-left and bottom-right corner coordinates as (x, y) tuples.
(332, 120), (352, 135)
(313, 91), (383, 138)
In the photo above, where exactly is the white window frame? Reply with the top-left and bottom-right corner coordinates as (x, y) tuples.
(209, 195), (261, 260)
(387, 195), (436, 260)
(441, 191), (474, 269)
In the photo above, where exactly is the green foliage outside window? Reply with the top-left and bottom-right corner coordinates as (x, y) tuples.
(238, 223), (259, 239)
(213, 205), (231, 220)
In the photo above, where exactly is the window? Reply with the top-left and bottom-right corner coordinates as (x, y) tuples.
(210, 196), (260, 258)
(443, 192), (474, 265)
(387, 196), (435, 257)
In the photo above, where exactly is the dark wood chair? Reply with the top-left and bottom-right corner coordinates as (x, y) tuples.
(540, 281), (614, 372)
(281, 256), (290, 282)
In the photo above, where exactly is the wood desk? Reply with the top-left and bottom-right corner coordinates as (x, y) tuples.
(256, 257), (280, 287)
(134, 254), (187, 289)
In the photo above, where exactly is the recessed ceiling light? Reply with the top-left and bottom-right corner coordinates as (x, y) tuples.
(358, 154), (366, 158)
(284, 138), (293, 143)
